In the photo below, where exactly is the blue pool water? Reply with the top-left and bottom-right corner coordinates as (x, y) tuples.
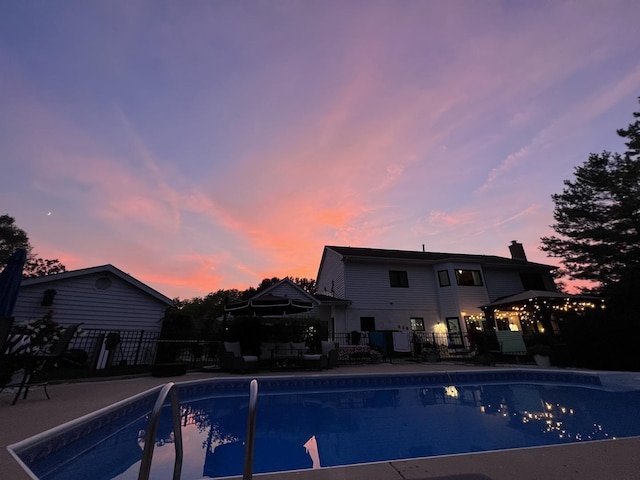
(10, 370), (640, 479)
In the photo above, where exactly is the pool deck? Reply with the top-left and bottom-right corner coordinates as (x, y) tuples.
(2, 361), (640, 480)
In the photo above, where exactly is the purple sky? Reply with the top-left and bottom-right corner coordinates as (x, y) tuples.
(1, 1), (639, 299)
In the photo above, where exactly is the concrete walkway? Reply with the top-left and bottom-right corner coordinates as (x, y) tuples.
(2, 362), (640, 480)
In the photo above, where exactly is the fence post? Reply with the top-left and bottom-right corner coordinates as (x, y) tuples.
(134, 330), (145, 366)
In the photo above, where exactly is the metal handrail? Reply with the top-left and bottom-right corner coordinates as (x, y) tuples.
(243, 379), (259, 480)
(138, 382), (184, 480)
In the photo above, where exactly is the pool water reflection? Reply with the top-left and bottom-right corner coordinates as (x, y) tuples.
(17, 372), (640, 480)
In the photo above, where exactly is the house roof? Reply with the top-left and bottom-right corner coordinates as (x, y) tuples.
(323, 245), (555, 270)
(254, 278), (319, 304)
(20, 264), (174, 306)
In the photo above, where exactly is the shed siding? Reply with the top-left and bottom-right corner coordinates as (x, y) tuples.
(13, 273), (168, 333)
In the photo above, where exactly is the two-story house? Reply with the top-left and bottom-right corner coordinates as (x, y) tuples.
(315, 242), (557, 344)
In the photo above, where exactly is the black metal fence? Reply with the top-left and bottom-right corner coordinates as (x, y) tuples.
(54, 327), (482, 378)
(59, 328), (221, 378)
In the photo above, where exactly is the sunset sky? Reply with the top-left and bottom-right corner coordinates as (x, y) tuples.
(1, 1), (639, 300)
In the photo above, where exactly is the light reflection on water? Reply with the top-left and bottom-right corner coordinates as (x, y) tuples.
(32, 382), (640, 480)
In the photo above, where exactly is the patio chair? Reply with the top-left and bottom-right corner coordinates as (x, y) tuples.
(220, 341), (260, 373)
(1, 323), (81, 405)
(301, 341), (339, 370)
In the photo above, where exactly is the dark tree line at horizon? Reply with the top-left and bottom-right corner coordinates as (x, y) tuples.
(164, 276), (317, 340)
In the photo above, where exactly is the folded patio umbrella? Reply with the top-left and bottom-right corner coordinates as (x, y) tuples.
(0, 248), (27, 317)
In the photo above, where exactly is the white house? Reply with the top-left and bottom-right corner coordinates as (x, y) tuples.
(315, 242), (557, 343)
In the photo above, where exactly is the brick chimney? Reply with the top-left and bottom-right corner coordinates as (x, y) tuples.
(508, 240), (527, 261)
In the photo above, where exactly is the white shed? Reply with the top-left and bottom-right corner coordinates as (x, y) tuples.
(13, 264), (174, 332)
(12, 265), (175, 369)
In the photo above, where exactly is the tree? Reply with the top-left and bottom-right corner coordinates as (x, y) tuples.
(0, 214), (30, 266)
(540, 98), (640, 295)
(0, 214), (67, 277)
(24, 258), (67, 278)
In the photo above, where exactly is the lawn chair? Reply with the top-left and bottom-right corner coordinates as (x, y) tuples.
(1, 323), (82, 405)
(487, 330), (528, 364)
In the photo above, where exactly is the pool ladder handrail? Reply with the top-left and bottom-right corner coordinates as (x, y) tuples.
(243, 379), (259, 480)
(138, 382), (184, 480)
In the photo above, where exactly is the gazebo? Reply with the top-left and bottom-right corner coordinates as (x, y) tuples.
(480, 290), (605, 335)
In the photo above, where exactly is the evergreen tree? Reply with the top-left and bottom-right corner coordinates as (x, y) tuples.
(540, 98), (640, 294)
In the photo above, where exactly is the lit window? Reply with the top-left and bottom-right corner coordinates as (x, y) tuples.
(410, 318), (425, 331)
(455, 269), (483, 286)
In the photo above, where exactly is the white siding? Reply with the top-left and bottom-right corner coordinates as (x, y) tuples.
(315, 246), (557, 335)
(13, 273), (168, 333)
(342, 260), (441, 331)
(316, 249), (346, 298)
(483, 269), (525, 302)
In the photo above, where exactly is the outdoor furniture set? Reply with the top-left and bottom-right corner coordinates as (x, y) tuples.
(0, 318), (83, 405)
(221, 340), (339, 373)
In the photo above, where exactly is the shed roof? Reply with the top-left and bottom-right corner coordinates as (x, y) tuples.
(21, 264), (174, 306)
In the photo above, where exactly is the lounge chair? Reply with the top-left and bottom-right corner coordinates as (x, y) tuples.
(488, 330), (528, 363)
(220, 341), (260, 373)
(1, 323), (82, 405)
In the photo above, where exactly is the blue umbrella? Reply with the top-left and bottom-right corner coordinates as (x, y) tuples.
(0, 248), (27, 317)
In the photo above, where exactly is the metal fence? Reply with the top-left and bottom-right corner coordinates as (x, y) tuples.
(57, 327), (483, 378)
(64, 328), (221, 374)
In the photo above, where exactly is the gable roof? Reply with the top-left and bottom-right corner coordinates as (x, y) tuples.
(20, 264), (174, 306)
(322, 245), (555, 270)
(254, 278), (319, 304)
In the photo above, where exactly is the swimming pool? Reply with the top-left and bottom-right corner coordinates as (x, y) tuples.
(9, 369), (640, 479)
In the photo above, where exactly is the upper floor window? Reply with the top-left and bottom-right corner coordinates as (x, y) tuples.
(389, 270), (409, 288)
(455, 269), (483, 286)
(438, 270), (451, 287)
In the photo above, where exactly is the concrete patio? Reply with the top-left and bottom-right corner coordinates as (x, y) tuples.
(2, 361), (640, 480)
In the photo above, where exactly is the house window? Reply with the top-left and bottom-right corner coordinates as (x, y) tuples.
(410, 317), (425, 331)
(438, 270), (450, 287)
(389, 270), (409, 287)
(360, 317), (375, 331)
(455, 269), (483, 286)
